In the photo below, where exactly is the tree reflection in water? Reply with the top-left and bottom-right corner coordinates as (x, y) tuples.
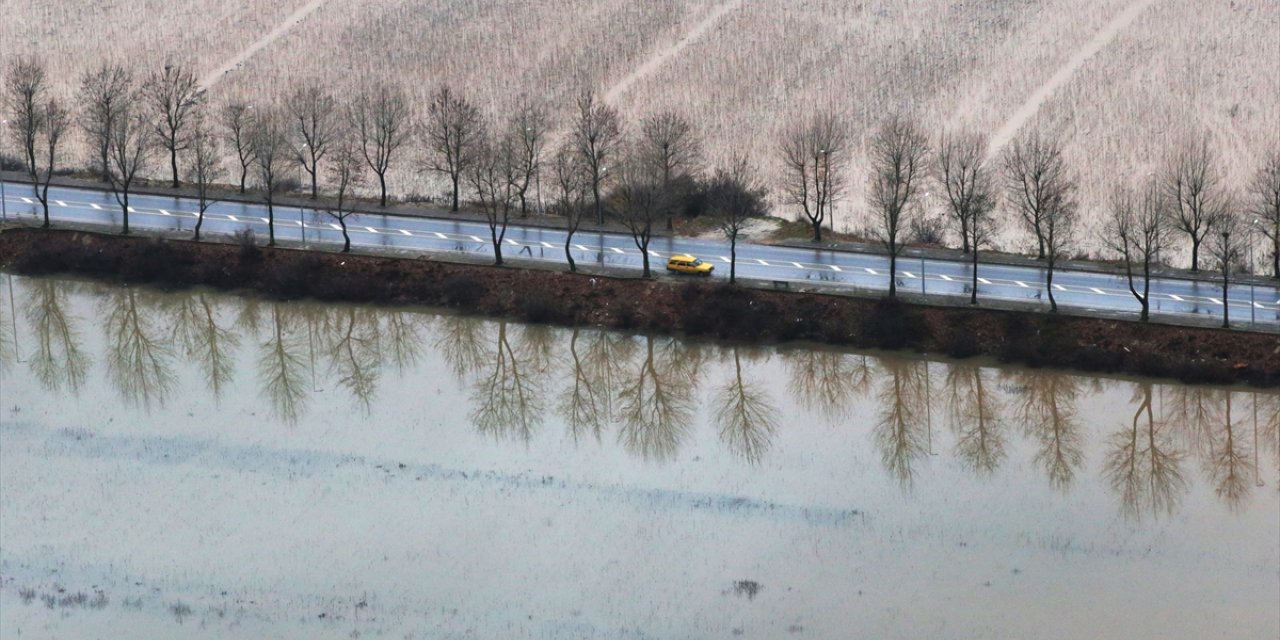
(1104, 382), (1188, 519)
(1258, 392), (1280, 473)
(873, 358), (931, 488)
(558, 327), (610, 442)
(1201, 392), (1256, 511)
(166, 292), (239, 400)
(23, 278), (90, 394)
(1003, 370), (1083, 491)
(382, 309), (428, 374)
(784, 348), (874, 420)
(437, 314), (489, 380)
(257, 302), (309, 424)
(617, 335), (694, 461)
(469, 321), (546, 443)
(713, 345), (779, 464)
(946, 363), (1006, 475)
(322, 306), (382, 412)
(1, 275), (18, 373)
(102, 286), (174, 409)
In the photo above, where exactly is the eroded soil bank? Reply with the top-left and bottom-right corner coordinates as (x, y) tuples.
(1, 227), (1275, 386)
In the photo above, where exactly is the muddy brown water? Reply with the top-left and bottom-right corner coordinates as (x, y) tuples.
(0, 273), (1276, 639)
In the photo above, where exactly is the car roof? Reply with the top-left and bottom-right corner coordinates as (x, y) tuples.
(668, 254), (697, 261)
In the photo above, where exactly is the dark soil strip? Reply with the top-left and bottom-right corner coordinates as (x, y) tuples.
(2, 228), (1276, 387)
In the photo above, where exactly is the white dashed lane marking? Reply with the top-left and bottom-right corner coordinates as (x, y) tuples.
(830, 265), (842, 272)
(1016, 281), (1029, 288)
(978, 277), (991, 285)
(1170, 294), (1183, 301)
(610, 247), (624, 254)
(400, 229), (412, 236)
(902, 271), (916, 278)
(330, 223), (342, 230)
(434, 232), (447, 239)
(792, 262), (804, 269)
(506, 238), (520, 245)
(1209, 298), (1222, 305)
(1090, 287), (1105, 295)
(720, 256), (730, 263)
(159, 209), (170, 216)
(1053, 284), (1066, 291)
(940, 274), (953, 281)
(90, 203), (102, 210)
(575, 244), (589, 251)
(470, 235), (482, 242)
(260, 217), (270, 223)
(864, 268), (877, 275)
(541, 241), (553, 248)
(56, 200), (67, 206)
(757, 259), (770, 266)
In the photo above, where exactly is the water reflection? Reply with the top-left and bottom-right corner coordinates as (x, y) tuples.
(23, 278), (90, 393)
(6, 274), (1277, 520)
(873, 358), (931, 487)
(1104, 382), (1188, 519)
(103, 286), (175, 408)
(257, 302), (309, 423)
(713, 346), (779, 464)
(946, 363), (1006, 475)
(469, 321), (546, 443)
(785, 349), (873, 419)
(166, 292), (238, 400)
(617, 335), (694, 461)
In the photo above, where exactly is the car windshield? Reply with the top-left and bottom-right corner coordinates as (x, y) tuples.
(691, 259), (703, 266)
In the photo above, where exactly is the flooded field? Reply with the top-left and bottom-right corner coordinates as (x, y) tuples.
(0, 273), (1276, 639)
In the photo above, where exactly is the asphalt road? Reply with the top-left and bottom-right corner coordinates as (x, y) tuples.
(3, 181), (1278, 331)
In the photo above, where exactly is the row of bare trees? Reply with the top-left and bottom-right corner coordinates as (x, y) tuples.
(7, 57), (1278, 310)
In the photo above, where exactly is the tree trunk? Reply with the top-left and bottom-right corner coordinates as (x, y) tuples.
(1047, 259), (1058, 312)
(593, 182), (602, 225)
(730, 238), (737, 284)
(378, 173), (388, 208)
(121, 191), (130, 234)
(491, 228), (503, 266)
(565, 236), (576, 272)
(888, 250), (898, 298)
(970, 246), (978, 305)
(960, 218), (970, 254)
(1221, 267), (1229, 328)
(1190, 238), (1200, 272)
(1140, 259), (1151, 321)
(170, 148), (179, 188)
(811, 218), (822, 242)
(450, 175), (460, 212)
(342, 222), (351, 252)
(267, 200), (275, 246)
(1036, 235), (1045, 260)
(194, 212), (204, 241)
(1271, 237), (1278, 279)
(310, 170), (318, 200)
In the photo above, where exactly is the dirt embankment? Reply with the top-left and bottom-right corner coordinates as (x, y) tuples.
(2, 227), (1276, 387)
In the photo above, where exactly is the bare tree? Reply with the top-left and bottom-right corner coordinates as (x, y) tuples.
(510, 97), (549, 217)
(572, 89), (623, 225)
(324, 133), (364, 253)
(469, 124), (519, 265)
(1164, 134), (1223, 272)
(1041, 171), (1079, 313)
(221, 101), (255, 193)
(79, 62), (133, 181)
(1248, 151), (1280, 278)
(1103, 180), (1168, 321)
(248, 107), (289, 246)
(938, 130), (996, 303)
(350, 83), (410, 207)
(142, 62), (202, 188)
(186, 114), (220, 241)
(422, 84), (482, 212)
(779, 112), (846, 242)
(105, 101), (152, 235)
(285, 83), (338, 199)
(1003, 129), (1073, 260)
(640, 110), (700, 230)
(614, 148), (664, 277)
(710, 154), (768, 284)
(5, 56), (69, 228)
(552, 141), (590, 272)
(868, 114), (930, 299)
(1206, 200), (1243, 328)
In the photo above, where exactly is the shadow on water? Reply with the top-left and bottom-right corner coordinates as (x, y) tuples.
(2, 273), (1277, 519)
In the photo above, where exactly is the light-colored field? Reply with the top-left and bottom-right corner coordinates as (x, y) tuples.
(4, 0), (1277, 255)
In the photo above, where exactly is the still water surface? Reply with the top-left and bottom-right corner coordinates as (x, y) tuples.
(0, 274), (1276, 639)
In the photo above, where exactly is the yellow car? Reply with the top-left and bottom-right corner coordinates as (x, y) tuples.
(666, 254), (715, 276)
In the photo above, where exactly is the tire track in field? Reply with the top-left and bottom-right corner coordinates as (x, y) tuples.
(985, 0), (1160, 158)
(198, 0), (329, 90)
(602, 0), (743, 103)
